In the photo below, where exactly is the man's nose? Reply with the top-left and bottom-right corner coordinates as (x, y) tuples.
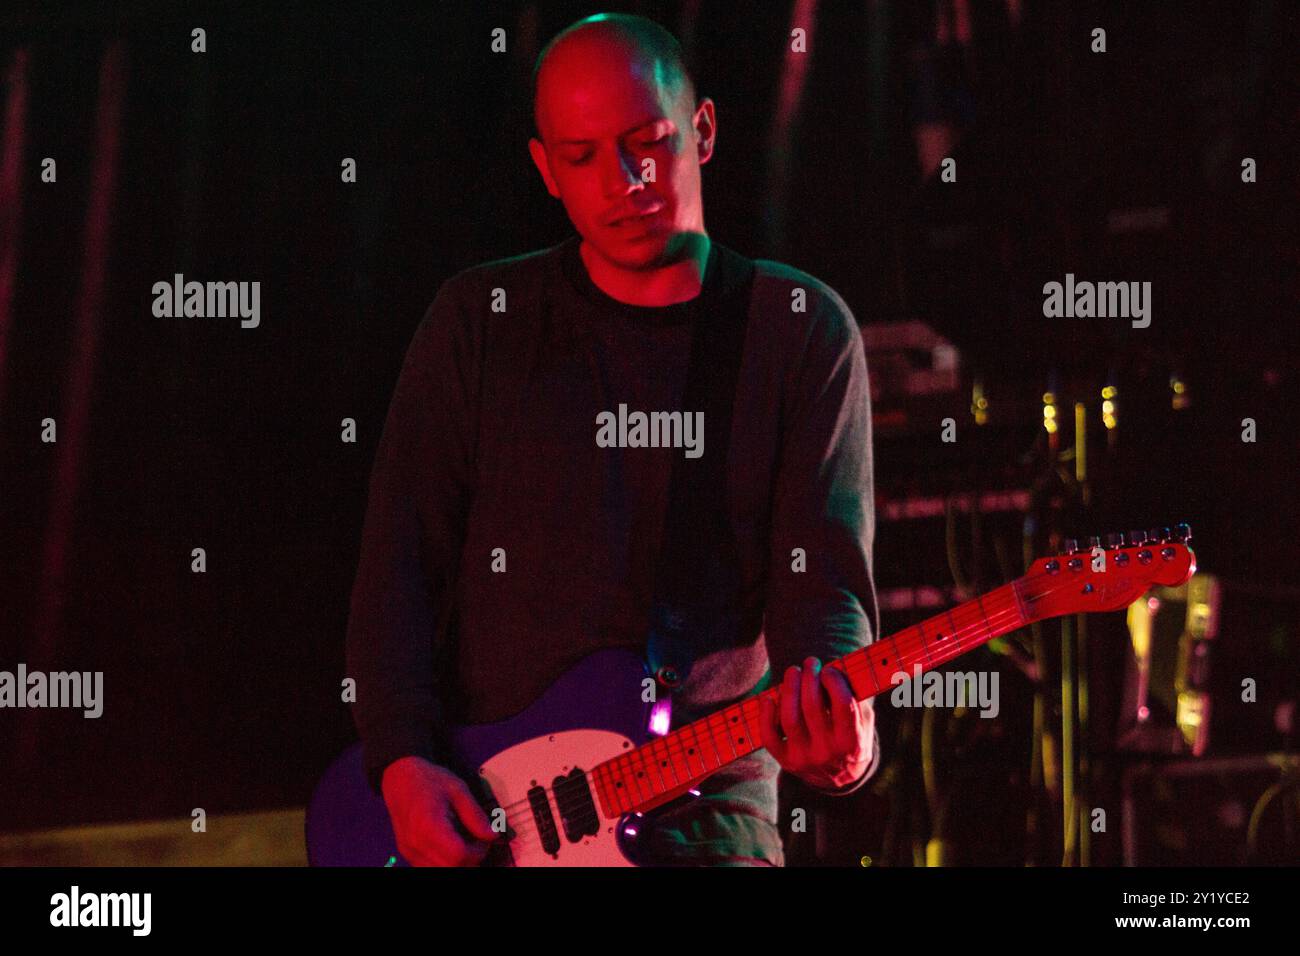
(599, 144), (644, 197)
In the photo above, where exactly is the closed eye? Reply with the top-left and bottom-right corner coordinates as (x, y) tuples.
(562, 134), (665, 164)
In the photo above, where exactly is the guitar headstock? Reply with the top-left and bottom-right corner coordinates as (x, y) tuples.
(1021, 523), (1197, 623)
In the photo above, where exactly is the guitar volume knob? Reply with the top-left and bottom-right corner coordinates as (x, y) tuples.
(656, 666), (682, 689)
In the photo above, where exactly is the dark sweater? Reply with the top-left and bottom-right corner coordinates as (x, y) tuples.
(345, 235), (880, 865)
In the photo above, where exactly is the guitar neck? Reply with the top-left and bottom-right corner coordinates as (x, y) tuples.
(591, 579), (1028, 818)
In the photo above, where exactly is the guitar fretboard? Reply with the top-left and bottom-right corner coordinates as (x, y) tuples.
(591, 579), (1028, 817)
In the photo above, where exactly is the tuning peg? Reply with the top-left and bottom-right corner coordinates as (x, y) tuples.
(1147, 528), (1166, 544)
(1106, 532), (1126, 549)
(1129, 530), (1147, 546)
(1172, 522), (1192, 544)
(1087, 536), (1102, 551)
(1063, 538), (1079, 554)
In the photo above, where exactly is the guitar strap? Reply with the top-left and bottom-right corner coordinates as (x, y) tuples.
(645, 241), (757, 700)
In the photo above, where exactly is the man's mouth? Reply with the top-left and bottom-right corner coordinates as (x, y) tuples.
(608, 205), (665, 227)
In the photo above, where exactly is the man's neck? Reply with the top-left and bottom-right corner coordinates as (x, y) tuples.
(579, 231), (712, 307)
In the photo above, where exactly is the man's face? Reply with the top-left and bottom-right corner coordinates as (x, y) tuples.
(529, 38), (714, 270)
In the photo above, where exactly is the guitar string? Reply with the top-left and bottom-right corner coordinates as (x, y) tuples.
(462, 557), (1165, 857)
(486, 582), (1049, 856)
(494, 597), (1033, 857)
(599, 559), (1131, 816)
(493, 584), (1028, 823)
(490, 579), (1051, 854)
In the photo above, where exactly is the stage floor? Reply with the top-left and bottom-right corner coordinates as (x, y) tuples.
(0, 808), (307, 866)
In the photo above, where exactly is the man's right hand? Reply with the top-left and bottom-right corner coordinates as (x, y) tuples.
(380, 755), (499, 866)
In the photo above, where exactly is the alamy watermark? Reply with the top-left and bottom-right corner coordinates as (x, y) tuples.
(152, 273), (260, 328)
(596, 403), (703, 458)
(0, 665), (102, 717)
(889, 664), (999, 718)
(1042, 273), (1151, 328)
(50, 886), (150, 936)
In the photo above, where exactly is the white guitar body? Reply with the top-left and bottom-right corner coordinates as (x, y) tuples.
(477, 729), (638, 867)
(307, 649), (685, 867)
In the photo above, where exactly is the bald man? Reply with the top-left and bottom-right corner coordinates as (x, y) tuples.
(346, 13), (881, 867)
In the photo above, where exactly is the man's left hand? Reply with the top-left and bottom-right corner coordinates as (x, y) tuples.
(759, 656), (874, 791)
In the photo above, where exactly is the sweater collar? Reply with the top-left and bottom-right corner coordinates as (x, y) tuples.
(556, 234), (724, 324)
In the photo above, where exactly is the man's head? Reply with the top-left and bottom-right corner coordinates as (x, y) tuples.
(528, 14), (715, 270)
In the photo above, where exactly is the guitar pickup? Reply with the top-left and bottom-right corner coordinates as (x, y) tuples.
(551, 769), (600, 844)
(527, 784), (561, 856)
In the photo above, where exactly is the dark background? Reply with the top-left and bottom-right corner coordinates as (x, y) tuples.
(1, 0), (1296, 863)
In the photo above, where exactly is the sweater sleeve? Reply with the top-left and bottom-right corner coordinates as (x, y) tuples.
(805, 723), (881, 797)
(344, 281), (479, 795)
(763, 284), (883, 793)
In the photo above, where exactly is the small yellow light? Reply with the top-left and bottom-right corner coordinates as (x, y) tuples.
(971, 383), (989, 425)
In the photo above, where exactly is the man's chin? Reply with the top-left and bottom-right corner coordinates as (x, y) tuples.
(592, 238), (670, 269)
(589, 234), (675, 270)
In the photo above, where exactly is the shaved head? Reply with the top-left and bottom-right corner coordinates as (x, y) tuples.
(526, 12), (715, 282)
(532, 13), (697, 140)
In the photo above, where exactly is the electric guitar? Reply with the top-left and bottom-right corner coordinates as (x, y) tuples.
(307, 525), (1195, 866)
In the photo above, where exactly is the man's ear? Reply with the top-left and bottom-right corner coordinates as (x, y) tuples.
(692, 98), (717, 166)
(528, 137), (561, 199)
